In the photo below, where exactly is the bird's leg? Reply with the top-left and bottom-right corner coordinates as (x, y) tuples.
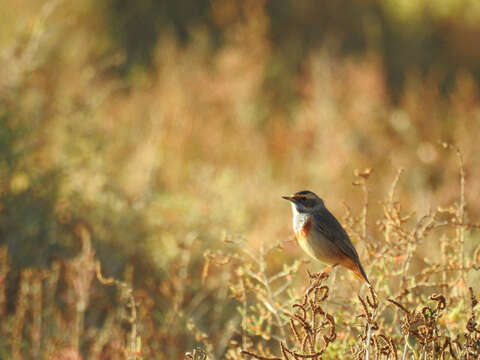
(308, 264), (338, 280)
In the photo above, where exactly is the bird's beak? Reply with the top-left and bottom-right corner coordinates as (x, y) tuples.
(282, 195), (293, 202)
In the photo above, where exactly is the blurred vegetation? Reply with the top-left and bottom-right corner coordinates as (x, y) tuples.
(0, 0), (480, 358)
(105, 0), (480, 100)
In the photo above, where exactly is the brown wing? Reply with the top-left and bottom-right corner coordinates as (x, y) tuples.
(313, 207), (369, 283)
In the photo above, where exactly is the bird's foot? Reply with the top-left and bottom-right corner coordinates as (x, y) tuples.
(307, 264), (338, 280)
(307, 264), (338, 281)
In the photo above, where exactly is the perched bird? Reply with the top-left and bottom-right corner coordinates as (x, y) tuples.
(282, 190), (369, 283)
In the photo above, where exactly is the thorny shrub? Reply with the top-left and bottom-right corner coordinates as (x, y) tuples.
(1, 145), (479, 359)
(196, 145), (480, 359)
(0, 146), (479, 359)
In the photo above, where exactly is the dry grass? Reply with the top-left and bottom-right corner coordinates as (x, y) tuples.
(3, 164), (480, 359)
(1, 1), (480, 359)
(208, 150), (480, 360)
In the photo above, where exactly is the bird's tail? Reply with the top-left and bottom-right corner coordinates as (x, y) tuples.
(351, 262), (370, 284)
(347, 262), (371, 285)
(337, 255), (370, 284)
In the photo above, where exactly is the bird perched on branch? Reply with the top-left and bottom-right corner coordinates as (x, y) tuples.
(283, 190), (369, 284)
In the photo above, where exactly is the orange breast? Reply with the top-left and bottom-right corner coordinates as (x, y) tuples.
(295, 217), (313, 240)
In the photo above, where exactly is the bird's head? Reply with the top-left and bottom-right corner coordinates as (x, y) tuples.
(282, 190), (325, 214)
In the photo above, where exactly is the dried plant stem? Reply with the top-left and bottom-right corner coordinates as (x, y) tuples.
(170, 234), (195, 323)
(260, 241), (288, 344)
(441, 142), (467, 286)
(386, 168), (404, 244)
(354, 168), (372, 243)
(96, 262), (140, 359)
(12, 269), (32, 360)
(241, 277), (248, 351)
(0, 247), (8, 317)
(365, 320), (372, 360)
(454, 146), (467, 285)
(401, 339), (408, 360)
(90, 312), (116, 358)
(31, 272), (43, 359)
(362, 179), (369, 242)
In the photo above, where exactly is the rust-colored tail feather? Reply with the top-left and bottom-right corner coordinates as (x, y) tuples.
(350, 263), (370, 284)
(338, 256), (370, 284)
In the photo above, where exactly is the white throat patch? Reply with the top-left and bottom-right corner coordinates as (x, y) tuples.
(291, 203), (310, 233)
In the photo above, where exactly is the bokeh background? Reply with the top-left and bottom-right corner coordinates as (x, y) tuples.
(1, 0), (480, 358)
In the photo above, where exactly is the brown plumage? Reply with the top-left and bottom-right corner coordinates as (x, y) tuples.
(283, 190), (370, 284)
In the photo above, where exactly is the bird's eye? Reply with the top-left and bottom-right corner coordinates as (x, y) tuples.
(299, 197), (316, 208)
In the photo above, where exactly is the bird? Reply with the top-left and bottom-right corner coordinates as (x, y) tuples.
(282, 190), (369, 284)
